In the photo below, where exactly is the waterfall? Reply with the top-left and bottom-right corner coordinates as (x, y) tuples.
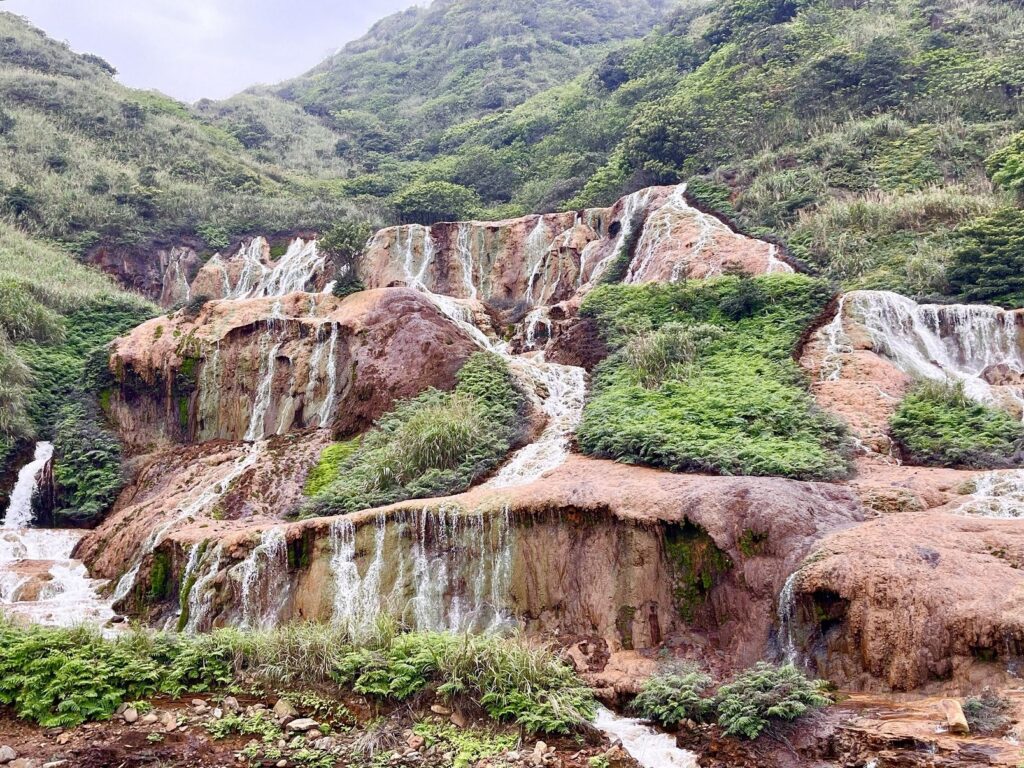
(765, 244), (794, 275)
(593, 708), (699, 768)
(245, 334), (283, 442)
(0, 443), (116, 628)
(317, 323), (340, 427)
(957, 471), (1024, 518)
(329, 506), (514, 636)
(778, 570), (802, 666)
(455, 224), (478, 300)
(183, 543), (223, 633)
(524, 217), (552, 303)
(258, 239), (326, 297)
(486, 358), (586, 488)
(2, 441), (52, 529)
(523, 307), (552, 350)
(239, 527), (290, 630)
(586, 188), (654, 286)
(834, 290), (1024, 411)
(229, 238), (271, 298)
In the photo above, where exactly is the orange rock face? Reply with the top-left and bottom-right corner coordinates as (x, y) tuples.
(793, 510), (1024, 691)
(106, 288), (479, 452)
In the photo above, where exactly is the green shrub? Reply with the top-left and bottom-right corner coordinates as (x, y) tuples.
(577, 276), (850, 480)
(0, 621), (594, 734)
(304, 353), (522, 515)
(947, 209), (1024, 309)
(632, 665), (714, 727)
(392, 180), (480, 225)
(715, 663), (831, 740)
(51, 400), (124, 524)
(963, 689), (1011, 735)
(987, 131), (1024, 198)
(890, 381), (1024, 468)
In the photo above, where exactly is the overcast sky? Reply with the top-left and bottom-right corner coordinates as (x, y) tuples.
(0, 0), (418, 102)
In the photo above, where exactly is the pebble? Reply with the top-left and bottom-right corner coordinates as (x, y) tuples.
(276, 761), (287, 768)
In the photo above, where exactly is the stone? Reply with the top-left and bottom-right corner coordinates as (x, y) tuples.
(9, 760), (36, 768)
(307, 729), (323, 740)
(534, 741), (548, 760)
(0, 747), (16, 765)
(940, 699), (970, 735)
(141, 714), (159, 725)
(312, 738), (337, 752)
(191, 699), (207, 709)
(42, 762), (67, 768)
(449, 711), (468, 728)
(273, 699), (299, 725)
(430, 704), (452, 716)
(159, 712), (178, 733)
(285, 718), (319, 733)
(222, 696), (240, 712)
(122, 707), (139, 724)
(212, 708), (223, 719)
(407, 735), (425, 751)
(276, 761), (287, 768)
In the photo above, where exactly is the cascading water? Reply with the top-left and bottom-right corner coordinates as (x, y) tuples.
(585, 188), (654, 286)
(824, 290), (1024, 411)
(112, 444), (265, 603)
(777, 570), (802, 665)
(593, 708), (699, 768)
(239, 527), (290, 630)
(329, 506), (514, 636)
(224, 238), (328, 299)
(486, 359), (586, 488)
(455, 224), (478, 300)
(0, 442), (117, 627)
(956, 471), (1024, 518)
(245, 334), (283, 442)
(394, 226), (589, 488)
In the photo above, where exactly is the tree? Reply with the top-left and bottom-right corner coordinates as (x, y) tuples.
(391, 180), (480, 225)
(321, 220), (373, 298)
(947, 209), (1024, 308)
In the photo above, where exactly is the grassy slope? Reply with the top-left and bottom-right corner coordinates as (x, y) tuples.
(0, 12), (362, 254)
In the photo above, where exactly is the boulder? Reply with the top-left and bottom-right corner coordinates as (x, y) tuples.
(0, 746), (17, 765)
(272, 699), (299, 725)
(940, 699), (970, 735)
(285, 718), (319, 733)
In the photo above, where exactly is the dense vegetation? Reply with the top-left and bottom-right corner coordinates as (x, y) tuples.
(0, 620), (594, 733)
(206, 0), (1024, 299)
(577, 274), (850, 479)
(890, 381), (1024, 468)
(0, 223), (152, 503)
(632, 662), (830, 739)
(303, 353), (523, 515)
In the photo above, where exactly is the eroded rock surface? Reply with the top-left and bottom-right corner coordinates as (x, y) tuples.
(106, 288), (478, 451)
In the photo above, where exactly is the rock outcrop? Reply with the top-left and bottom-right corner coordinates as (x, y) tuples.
(105, 288), (479, 452)
(81, 454), (863, 672)
(788, 510), (1024, 690)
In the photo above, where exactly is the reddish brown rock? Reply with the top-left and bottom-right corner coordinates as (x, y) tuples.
(106, 288), (479, 452)
(793, 511), (1024, 691)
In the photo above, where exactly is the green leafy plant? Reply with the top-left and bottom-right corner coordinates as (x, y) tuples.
(715, 663), (831, 740)
(632, 664), (714, 727)
(890, 381), (1024, 468)
(577, 276), (850, 480)
(304, 352), (523, 515)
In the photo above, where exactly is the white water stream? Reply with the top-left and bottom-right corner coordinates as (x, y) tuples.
(0, 442), (117, 627)
(594, 708), (699, 768)
(821, 290), (1024, 412)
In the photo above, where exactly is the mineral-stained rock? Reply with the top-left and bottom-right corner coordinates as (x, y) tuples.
(106, 288), (479, 451)
(794, 511), (1024, 690)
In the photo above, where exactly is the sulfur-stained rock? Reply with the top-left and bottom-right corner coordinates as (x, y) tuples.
(940, 699), (970, 735)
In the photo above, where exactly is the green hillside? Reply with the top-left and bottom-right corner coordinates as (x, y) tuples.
(224, 0), (1023, 297)
(0, 11), (360, 256)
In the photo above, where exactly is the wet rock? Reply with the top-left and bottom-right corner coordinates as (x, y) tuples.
(273, 699), (299, 725)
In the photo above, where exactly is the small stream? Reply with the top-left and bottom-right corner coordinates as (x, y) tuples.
(594, 707), (700, 768)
